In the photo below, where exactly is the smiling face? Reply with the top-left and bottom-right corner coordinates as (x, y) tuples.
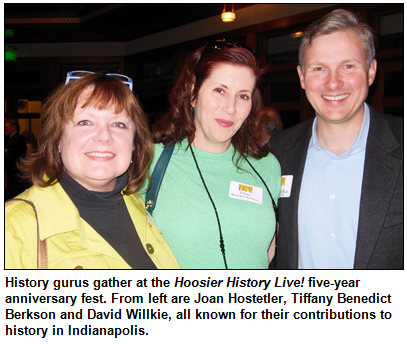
(58, 92), (135, 192)
(298, 30), (377, 126)
(192, 63), (256, 153)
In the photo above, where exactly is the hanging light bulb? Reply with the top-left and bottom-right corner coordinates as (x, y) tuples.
(291, 31), (304, 38)
(221, 4), (236, 23)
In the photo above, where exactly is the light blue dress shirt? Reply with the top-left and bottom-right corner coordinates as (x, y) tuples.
(298, 104), (370, 269)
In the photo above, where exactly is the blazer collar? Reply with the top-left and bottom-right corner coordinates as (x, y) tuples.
(366, 105), (400, 153)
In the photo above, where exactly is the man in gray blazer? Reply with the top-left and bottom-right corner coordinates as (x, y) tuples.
(269, 9), (403, 269)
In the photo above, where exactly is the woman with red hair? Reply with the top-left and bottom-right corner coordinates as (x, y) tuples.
(6, 71), (179, 269)
(146, 40), (281, 269)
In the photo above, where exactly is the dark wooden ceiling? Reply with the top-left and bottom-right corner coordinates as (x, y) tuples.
(5, 3), (253, 44)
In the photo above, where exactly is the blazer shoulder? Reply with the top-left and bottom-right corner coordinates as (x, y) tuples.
(383, 113), (403, 143)
(369, 108), (403, 156)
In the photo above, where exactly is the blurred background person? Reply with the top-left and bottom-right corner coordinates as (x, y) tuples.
(5, 71), (179, 269)
(5, 119), (28, 200)
(21, 130), (38, 154)
(146, 39), (281, 269)
(258, 106), (283, 145)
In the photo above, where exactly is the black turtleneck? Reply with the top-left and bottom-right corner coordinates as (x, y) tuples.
(59, 171), (156, 269)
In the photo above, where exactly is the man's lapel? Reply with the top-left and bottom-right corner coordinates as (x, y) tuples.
(276, 121), (313, 268)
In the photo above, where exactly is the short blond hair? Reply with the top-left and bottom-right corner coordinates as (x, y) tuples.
(299, 9), (375, 71)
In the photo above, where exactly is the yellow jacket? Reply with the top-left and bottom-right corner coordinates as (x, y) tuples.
(5, 183), (180, 269)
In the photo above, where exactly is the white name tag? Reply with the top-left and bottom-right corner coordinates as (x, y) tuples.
(229, 181), (263, 204)
(279, 175), (293, 198)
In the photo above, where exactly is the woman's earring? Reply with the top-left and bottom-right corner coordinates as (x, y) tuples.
(130, 160), (133, 164)
(58, 149), (61, 154)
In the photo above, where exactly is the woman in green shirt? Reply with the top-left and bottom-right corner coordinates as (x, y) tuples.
(146, 39), (281, 269)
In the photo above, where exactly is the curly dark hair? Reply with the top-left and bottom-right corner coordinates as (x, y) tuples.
(153, 44), (269, 162)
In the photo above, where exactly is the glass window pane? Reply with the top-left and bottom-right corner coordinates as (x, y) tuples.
(5, 66), (43, 86)
(19, 118), (41, 140)
(142, 60), (173, 84)
(267, 34), (301, 64)
(270, 82), (300, 103)
(18, 99), (42, 113)
(384, 71), (403, 97)
(379, 12), (403, 49)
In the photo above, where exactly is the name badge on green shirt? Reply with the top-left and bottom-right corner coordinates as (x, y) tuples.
(229, 181), (263, 204)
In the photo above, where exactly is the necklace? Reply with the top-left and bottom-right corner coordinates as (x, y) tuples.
(243, 156), (279, 235)
(190, 146), (228, 269)
(189, 146), (279, 269)
(244, 156), (279, 263)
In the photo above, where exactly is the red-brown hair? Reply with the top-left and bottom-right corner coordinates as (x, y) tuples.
(20, 72), (153, 194)
(153, 45), (269, 161)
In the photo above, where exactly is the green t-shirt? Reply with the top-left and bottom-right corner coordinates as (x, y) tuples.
(142, 139), (281, 269)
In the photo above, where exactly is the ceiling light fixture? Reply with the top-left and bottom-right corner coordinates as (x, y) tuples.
(221, 4), (236, 23)
(291, 31), (303, 38)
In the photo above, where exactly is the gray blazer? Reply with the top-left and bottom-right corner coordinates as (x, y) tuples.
(269, 106), (403, 269)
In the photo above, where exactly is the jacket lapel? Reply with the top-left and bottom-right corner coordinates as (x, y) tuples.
(276, 120), (313, 268)
(353, 108), (402, 268)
